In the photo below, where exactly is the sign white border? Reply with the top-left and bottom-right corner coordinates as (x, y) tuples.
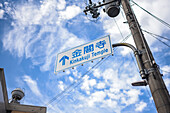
(54, 35), (112, 73)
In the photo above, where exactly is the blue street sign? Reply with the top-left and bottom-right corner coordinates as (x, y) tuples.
(55, 35), (112, 73)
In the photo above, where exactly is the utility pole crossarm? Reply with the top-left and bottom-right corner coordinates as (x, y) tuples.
(84, 0), (115, 12)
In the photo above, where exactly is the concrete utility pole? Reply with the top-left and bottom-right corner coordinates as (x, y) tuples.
(83, 0), (170, 112)
(121, 0), (170, 112)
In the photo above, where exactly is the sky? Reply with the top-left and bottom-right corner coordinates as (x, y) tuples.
(0, 0), (169, 113)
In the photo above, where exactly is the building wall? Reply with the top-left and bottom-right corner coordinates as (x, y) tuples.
(0, 68), (46, 113)
(12, 111), (32, 113)
(0, 79), (6, 113)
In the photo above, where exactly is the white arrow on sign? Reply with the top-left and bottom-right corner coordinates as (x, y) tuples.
(54, 35), (112, 73)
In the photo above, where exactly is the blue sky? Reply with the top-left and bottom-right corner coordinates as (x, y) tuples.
(0, 0), (169, 113)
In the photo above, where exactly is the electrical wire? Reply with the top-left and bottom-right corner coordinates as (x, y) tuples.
(130, 52), (139, 71)
(120, 6), (126, 21)
(114, 18), (139, 71)
(84, 0), (101, 23)
(121, 33), (131, 43)
(43, 10), (133, 109)
(141, 30), (170, 112)
(114, 19), (124, 38)
(35, 59), (105, 112)
(131, 0), (170, 29)
(52, 34), (131, 103)
(84, 0), (88, 5)
(130, 1), (155, 67)
(55, 55), (111, 104)
(54, 32), (132, 105)
(44, 55), (107, 106)
(160, 69), (170, 74)
(148, 34), (170, 47)
(43, 33), (132, 108)
(145, 86), (157, 111)
(143, 29), (170, 47)
(86, 14), (100, 23)
(114, 10), (157, 109)
(142, 29), (170, 41)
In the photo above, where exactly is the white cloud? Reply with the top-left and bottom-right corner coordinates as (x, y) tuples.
(107, 92), (123, 101)
(58, 81), (64, 91)
(72, 68), (82, 77)
(96, 82), (106, 89)
(164, 78), (170, 91)
(23, 75), (42, 97)
(87, 91), (106, 107)
(81, 78), (96, 93)
(161, 65), (170, 75)
(101, 0), (170, 56)
(69, 76), (74, 82)
(2, 0), (85, 72)
(65, 70), (71, 75)
(56, 0), (66, 10)
(100, 9), (131, 44)
(132, 0), (170, 45)
(103, 99), (117, 109)
(2, 0), (170, 112)
(135, 101), (147, 112)
(120, 46), (132, 56)
(93, 69), (102, 78)
(103, 68), (118, 84)
(0, 3), (3, 8)
(161, 65), (170, 91)
(4, 2), (8, 5)
(59, 5), (81, 20)
(11, 0), (59, 26)
(121, 89), (141, 106)
(58, 32), (85, 52)
(78, 63), (142, 112)
(149, 96), (153, 102)
(0, 9), (4, 19)
(89, 79), (96, 87)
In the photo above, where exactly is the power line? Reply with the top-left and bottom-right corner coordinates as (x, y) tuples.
(55, 32), (132, 104)
(55, 55), (111, 104)
(150, 34), (170, 47)
(84, 0), (88, 5)
(119, 33), (131, 44)
(120, 6), (126, 20)
(114, 18), (124, 38)
(44, 34), (132, 108)
(114, 18), (139, 71)
(142, 29), (170, 41)
(145, 86), (157, 111)
(43, 19), (132, 107)
(143, 29), (170, 47)
(121, 1), (170, 112)
(160, 69), (170, 74)
(131, 0), (170, 29)
(86, 14), (100, 23)
(35, 57), (107, 113)
(44, 58), (104, 106)
(45, 52), (114, 107)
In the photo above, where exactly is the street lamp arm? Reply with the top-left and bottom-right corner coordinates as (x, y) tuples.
(112, 43), (137, 52)
(112, 43), (146, 79)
